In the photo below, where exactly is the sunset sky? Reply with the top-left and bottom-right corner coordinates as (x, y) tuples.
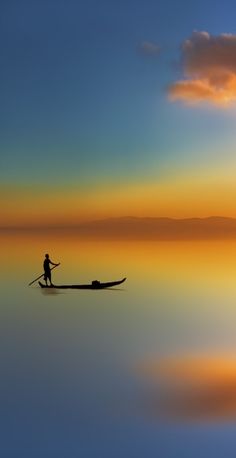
(2, 0), (236, 227)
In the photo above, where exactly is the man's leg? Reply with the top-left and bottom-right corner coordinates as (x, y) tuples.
(48, 271), (52, 286)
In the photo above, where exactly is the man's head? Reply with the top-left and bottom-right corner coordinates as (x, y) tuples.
(45, 253), (49, 259)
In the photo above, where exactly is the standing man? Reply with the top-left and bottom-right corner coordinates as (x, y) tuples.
(43, 254), (59, 286)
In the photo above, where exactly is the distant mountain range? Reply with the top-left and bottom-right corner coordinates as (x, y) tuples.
(3, 216), (236, 239)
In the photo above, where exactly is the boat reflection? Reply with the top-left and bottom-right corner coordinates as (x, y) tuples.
(39, 286), (63, 296)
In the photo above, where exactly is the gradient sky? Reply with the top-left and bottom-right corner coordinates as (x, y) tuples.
(2, 0), (236, 226)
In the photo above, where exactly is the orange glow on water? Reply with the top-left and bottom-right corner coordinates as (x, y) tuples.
(138, 355), (236, 421)
(3, 232), (236, 423)
(140, 355), (236, 388)
(2, 232), (236, 292)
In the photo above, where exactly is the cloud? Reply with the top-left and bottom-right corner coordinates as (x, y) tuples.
(139, 41), (160, 56)
(168, 31), (236, 106)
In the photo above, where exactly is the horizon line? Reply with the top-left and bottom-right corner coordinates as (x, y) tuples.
(1, 215), (236, 231)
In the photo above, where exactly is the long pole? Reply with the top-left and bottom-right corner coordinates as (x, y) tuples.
(28, 264), (60, 286)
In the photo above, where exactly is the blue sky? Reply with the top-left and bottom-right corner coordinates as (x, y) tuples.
(2, 0), (236, 223)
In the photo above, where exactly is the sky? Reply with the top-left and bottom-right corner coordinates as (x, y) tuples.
(2, 0), (236, 227)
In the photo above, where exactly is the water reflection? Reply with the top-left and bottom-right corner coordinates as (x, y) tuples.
(138, 355), (236, 421)
(3, 232), (236, 457)
(39, 287), (63, 296)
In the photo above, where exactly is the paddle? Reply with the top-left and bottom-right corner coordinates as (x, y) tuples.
(28, 263), (60, 286)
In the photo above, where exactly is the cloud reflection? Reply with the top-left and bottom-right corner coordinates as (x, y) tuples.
(138, 355), (236, 421)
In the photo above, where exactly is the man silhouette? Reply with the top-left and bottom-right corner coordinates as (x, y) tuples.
(43, 254), (59, 286)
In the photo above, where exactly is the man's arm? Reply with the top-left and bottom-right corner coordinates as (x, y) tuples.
(49, 260), (60, 266)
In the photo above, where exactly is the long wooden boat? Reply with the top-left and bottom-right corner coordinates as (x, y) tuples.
(38, 277), (126, 290)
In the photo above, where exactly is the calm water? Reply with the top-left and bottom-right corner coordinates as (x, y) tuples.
(2, 233), (236, 457)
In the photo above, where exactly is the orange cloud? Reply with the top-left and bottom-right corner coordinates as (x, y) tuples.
(168, 31), (236, 106)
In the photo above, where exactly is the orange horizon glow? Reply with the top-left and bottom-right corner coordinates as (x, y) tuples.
(2, 169), (236, 227)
